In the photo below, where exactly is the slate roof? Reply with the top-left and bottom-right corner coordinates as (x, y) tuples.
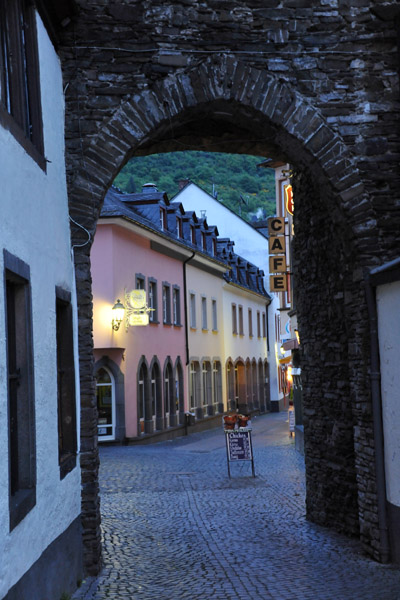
(101, 186), (271, 301)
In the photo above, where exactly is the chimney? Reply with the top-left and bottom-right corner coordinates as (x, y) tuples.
(142, 182), (158, 193)
(178, 178), (190, 190)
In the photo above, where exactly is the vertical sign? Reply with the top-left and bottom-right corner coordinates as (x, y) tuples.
(284, 184), (294, 216)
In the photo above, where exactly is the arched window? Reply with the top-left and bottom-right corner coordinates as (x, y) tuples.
(175, 359), (185, 425)
(138, 362), (147, 434)
(252, 360), (259, 410)
(226, 360), (235, 411)
(213, 360), (222, 413)
(235, 360), (246, 413)
(151, 360), (163, 430)
(189, 361), (201, 416)
(264, 359), (270, 412)
(164, 362), (174, 427)
(258, 360), (264, 411)
(245, 359), (252, 411)
(96, 367), (115, 441)
(202, 360), (212, 416)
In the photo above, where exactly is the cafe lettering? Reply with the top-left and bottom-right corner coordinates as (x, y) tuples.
(268, 216), (288, 292)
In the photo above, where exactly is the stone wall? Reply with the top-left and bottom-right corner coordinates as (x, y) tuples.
(56, 0), (400, 572)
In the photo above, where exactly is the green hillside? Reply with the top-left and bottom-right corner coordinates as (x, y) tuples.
(114, 151), (276, 222)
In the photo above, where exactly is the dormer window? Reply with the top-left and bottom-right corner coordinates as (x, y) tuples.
(190, 226), (196, 245)
(212, 238), (216, 257)
(160, 207), (167, 230)
(201, 232), (207, 251)
(176, 217), (183, 238)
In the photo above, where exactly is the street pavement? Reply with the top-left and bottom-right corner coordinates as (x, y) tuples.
(72, 412), (400, 600)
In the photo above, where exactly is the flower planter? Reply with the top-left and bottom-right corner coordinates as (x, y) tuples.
(223, 415), (237, 430)
(237, 414), (250, 428)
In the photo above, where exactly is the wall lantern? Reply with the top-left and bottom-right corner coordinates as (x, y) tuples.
(280, 344), (286, 355)
(111, 299), (125, 331)
(294, 329), (300, 344)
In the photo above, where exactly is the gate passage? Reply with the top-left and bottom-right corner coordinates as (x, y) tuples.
(225, 429), (255, 478)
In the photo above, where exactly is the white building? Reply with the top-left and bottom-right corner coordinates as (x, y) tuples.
(173, 180), (281, 409)
(0, 3), (82, 599)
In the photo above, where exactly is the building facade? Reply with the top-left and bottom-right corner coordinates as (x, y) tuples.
(174, 181), (280, 410)
(0, 2), (82, 598)
(91, 187), (188, 441)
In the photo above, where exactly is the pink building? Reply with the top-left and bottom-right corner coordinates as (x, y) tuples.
(91, 186), (189, 441)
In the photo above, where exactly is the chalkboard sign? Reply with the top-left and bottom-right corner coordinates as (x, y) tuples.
(225, 430), (255, 477)
(226, 430), (252, 461)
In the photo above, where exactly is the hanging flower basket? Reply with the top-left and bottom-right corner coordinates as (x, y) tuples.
(223, 414), (237, 430)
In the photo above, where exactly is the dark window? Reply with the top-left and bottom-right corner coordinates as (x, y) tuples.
(136, 273), (145, 290)
(162, 283), (171, 324)
(201, 296), (207, 330)
(238, 305), (244, 335)
(4, 250), (36, 530)
(212, 299), (217, 331)
(232, 303), (237, 334)
(257, 311), (261, 338)
(0, 0), (44, 168)
(148, 278), (158, 323)
(160, 207), (167, 230)
(56, 287), (77, 479)
(262, 312), (267, 338)
(176, 217), (183, 238)
(190, 292), (196, 328)
(173, 285), (181, 326)
(248, 308), (253, 337)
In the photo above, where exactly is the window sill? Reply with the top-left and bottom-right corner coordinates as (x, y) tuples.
(0, 108), (46, 172)
(10, 487), (36, 531)
(59, 451), (77, 480)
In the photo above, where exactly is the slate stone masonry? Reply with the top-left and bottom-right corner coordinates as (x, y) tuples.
(55, 0), (400, 573)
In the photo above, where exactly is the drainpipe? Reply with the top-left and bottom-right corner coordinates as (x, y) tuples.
(364, 269), (391, 563)
(183, 251), (196, 366)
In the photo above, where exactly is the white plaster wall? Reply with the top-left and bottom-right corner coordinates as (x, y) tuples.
(376, 280), (400, 508)
(0, 13), (81, 596)
(175, 183), (280, 402)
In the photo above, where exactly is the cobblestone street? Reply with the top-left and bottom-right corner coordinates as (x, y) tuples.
(73, 413), (400, 600)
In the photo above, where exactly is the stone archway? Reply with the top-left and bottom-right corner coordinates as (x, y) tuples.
(67, 59), (384, 573)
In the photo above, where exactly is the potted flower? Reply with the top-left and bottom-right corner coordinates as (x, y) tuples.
(223, 414), (237, 430)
